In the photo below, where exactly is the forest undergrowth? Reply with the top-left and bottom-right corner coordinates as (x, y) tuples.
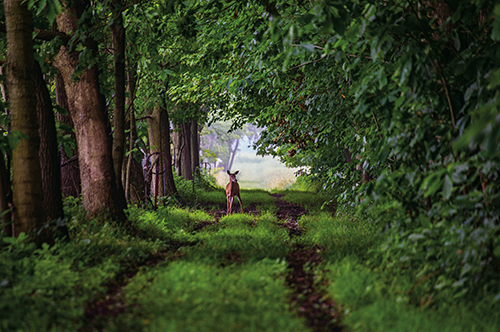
(1, 179), (499, 332)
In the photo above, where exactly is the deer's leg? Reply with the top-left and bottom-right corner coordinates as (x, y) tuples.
(236, 195), (243, 213)
(227, 196), (231, 214)
(229, 196), (234, 214)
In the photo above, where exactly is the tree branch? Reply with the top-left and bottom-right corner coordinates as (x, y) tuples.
(287, 54), (327, 71)
(0, 23), (71, 44)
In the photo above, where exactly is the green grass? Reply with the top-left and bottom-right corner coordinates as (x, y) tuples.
(195, 188), (277, 214)
(0, 210), (163, 332)
(2, 190), (499, 332)
(326, 257), (500, 332)
(298, 211), (378, 260)
(112, 259), (310, 332)
(276, 190), (333, 213)
(185, 212), (290, 263)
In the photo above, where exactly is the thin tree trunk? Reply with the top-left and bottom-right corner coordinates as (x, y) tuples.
(161, 108), (181, 201)
(111, 0), (126, 197)
(174, 125), (183, 177)
(181, 121), (193, 180)
(147, 106), (164, 198)
(53, 2), (125, 221)
(125, 63), (137, 203)
(5, 0), (51, 244)
(190, 118), (200, 177)
(33, 62), (65, 219)
(56, 73), (81, 198)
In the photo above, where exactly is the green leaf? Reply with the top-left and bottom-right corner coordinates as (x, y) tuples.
(494, 246), (500, 257)
(54, 105), (69, 115)
(63, 142), (74, 158)
(419, 214), (431, 228)
(59, 123), (74, 132)
(443, 175), (453, 199)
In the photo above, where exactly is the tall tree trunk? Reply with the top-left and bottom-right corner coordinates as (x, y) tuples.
(53, 2), (125, 221)
(180, 121), (193, 180)
(147, 106), (164, 198)
(124, 64), (144, 205)
(161, 108), (181, 201)
(173, 126), (182, 177)
(5, 0), (51, 244)
(190, 118), (200, 177)
(56, 73), (81, 198)
(33, 61), (66, 223)
(111, 0), (126, 198)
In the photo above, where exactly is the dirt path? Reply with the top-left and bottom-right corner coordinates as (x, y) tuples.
(80, 242), (189, 331)
(272, 193), (342, 332)
(81, 192), (340, 331)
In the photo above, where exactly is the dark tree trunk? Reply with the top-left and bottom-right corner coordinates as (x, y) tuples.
(53, 2), (125, 221)
(161, 108), (181, 201)
(5, 0), (51, 244)
(124, 64), (144, 205)
(173, 126), (182, 177)
(180, 121), (193, 180)
(34, 61), (69, 239)
(190, 118), (200, 176)
(111, 0), (126, 199)
(55, 73), (81, 198)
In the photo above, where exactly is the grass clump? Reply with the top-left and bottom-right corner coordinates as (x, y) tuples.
(113, 259), (310, 332)
(128, 206), (214, 243)
(186, 212), (289, 263)
(326, 257), (500, 332)
(298, 210), (378, 260)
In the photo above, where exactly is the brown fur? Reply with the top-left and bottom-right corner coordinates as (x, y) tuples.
(225, 170), (243, 214)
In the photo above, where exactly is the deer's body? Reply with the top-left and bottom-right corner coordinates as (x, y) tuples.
(226, 170), (243, 214)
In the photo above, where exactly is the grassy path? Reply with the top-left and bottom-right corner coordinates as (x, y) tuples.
(81, 190), (337, 331)
(3, 188), (498, 331)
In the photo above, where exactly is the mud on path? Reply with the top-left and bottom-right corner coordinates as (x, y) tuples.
(80, 242), (191, 331)
(271, 193), (342, 332)
(270, 193), (306, 222)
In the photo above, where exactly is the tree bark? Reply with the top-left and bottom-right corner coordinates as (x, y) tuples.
(190, 118), (200, 177)
(5, 0), (51, 244)
(180, 121), (193, 180)
(173, 126), (182, 176)
(53, 2), (125, 221)
(34, 62), (64, 219)
(161, 108), (181, 200)
(55, 73), (81, 198)
(124, 64), (144, 205)
(147, 106), (164, 198)
(111, 0), (126, 198)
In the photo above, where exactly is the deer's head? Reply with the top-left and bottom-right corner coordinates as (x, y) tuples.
(227, 170), (239, 182)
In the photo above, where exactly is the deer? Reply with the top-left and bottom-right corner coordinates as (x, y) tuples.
(226, 170), (243, 214)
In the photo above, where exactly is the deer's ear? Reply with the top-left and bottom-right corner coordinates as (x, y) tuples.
(235, 171), (239, 175)
(227, 170), (230, 175)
